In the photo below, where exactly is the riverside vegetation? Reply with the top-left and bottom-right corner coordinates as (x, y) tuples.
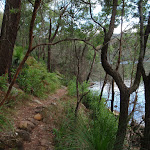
(0, 46), (119, 150)
(0, 46), (144, 150)
(0, 0), (149, 149)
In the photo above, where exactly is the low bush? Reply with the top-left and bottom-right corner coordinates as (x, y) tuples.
(16, 57), (60, 97)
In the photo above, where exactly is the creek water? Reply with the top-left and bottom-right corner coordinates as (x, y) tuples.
(90, 81), (145, 123)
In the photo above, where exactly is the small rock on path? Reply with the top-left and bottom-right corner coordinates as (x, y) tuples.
(13, 87), (67, 150)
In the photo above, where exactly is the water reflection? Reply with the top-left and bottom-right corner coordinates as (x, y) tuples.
(90, 81), (145, 122)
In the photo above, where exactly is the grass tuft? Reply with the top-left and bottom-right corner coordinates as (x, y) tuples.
(55, 92), (118, 150)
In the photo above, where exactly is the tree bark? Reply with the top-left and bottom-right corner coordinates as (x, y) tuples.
(47, 18), (52, 72)
(140, 2), (150, 148)
(0, 0), (21, 78)
(100, 0), (144, 149)
(111, 79), (115, 112)
(86, 50), (96, 82)
(113, 89), (130, 150)
(99, 74), (107, 102)
(141, 75), (150, 150)
(47, 45), (52, 72)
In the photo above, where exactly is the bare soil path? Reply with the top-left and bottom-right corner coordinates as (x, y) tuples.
(13, 86), (68, 150)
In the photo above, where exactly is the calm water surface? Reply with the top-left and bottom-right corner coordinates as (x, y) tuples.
(90, 81), (145, 122)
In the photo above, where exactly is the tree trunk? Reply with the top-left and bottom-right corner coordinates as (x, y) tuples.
(0, 0), (41, 107)
(111, 79), (115, 112)
(86, 50), (96, 82)
(141, 75), (150, 150)
(99, 74), (107, 102)
(113, 88), (130, 150)
(0, 0), (21, 77)
(47, 45), (51, 72)
(47, 18), (52, 72)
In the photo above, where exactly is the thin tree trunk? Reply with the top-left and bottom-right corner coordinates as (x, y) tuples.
(47, 18), (52, 72)
(86, 50), (96, 82)
(47, 45), (51, 72)
(111, 79), (115, 112)
(99, 74), (108, 102)
(111, 0), (124, 112)
(74, 42), (80, 117)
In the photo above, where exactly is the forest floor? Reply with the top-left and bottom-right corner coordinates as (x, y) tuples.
(11, 86), (68, 150)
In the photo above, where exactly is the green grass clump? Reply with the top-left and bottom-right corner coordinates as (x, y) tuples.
(0, 109), (13, 132)
(55, 104), (94, 150)
(0, 75), (8, 91)
(55, 92), (118, 150)
(17, 57), (60, 97)
(89, 97), (118, 150)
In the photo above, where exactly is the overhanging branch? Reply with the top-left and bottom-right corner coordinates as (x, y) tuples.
(31, 38), (98, 52)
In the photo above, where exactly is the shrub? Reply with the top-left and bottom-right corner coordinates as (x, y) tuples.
(17, 57), (60, 97)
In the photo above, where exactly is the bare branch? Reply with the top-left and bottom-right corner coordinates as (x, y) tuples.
(51, 4), (69, 42)
(129, 0), (145, 93)
(81, 0), (106, 33)
(31, 38), (98, 52)
(89, 1), (106, 34)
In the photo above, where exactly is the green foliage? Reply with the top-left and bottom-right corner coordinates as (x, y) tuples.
(68, 78), (89, 96)
(10, 8), (20, 14)
(17, 57), (60, 97)
(0, 109), (13, 132)
(55, 93), (118, 150)
(13, 46), (24, 66)
(55, 104), (94, 150)
(90, 98), (118, 150)
(0, 75), (8, 91)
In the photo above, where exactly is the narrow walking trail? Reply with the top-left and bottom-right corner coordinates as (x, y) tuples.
(13, 86), (68, 150)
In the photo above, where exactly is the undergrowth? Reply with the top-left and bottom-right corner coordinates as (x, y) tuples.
(16, 56), (61, 97)
(0, 75), (8, 91)
(55, 88), (118, 150)
(67, 77), (89, 96)
(0, 108), (13, 132)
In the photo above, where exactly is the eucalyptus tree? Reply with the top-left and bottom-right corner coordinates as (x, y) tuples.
(79, 0), (146, 149)
(0, 0), (21, 81)
(138, 0), (150, 149)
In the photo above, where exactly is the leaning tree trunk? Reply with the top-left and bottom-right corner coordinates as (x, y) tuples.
(141, 75), (150, 150)
(0, 0), (21, 79)
(113, 88), (130, 150)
